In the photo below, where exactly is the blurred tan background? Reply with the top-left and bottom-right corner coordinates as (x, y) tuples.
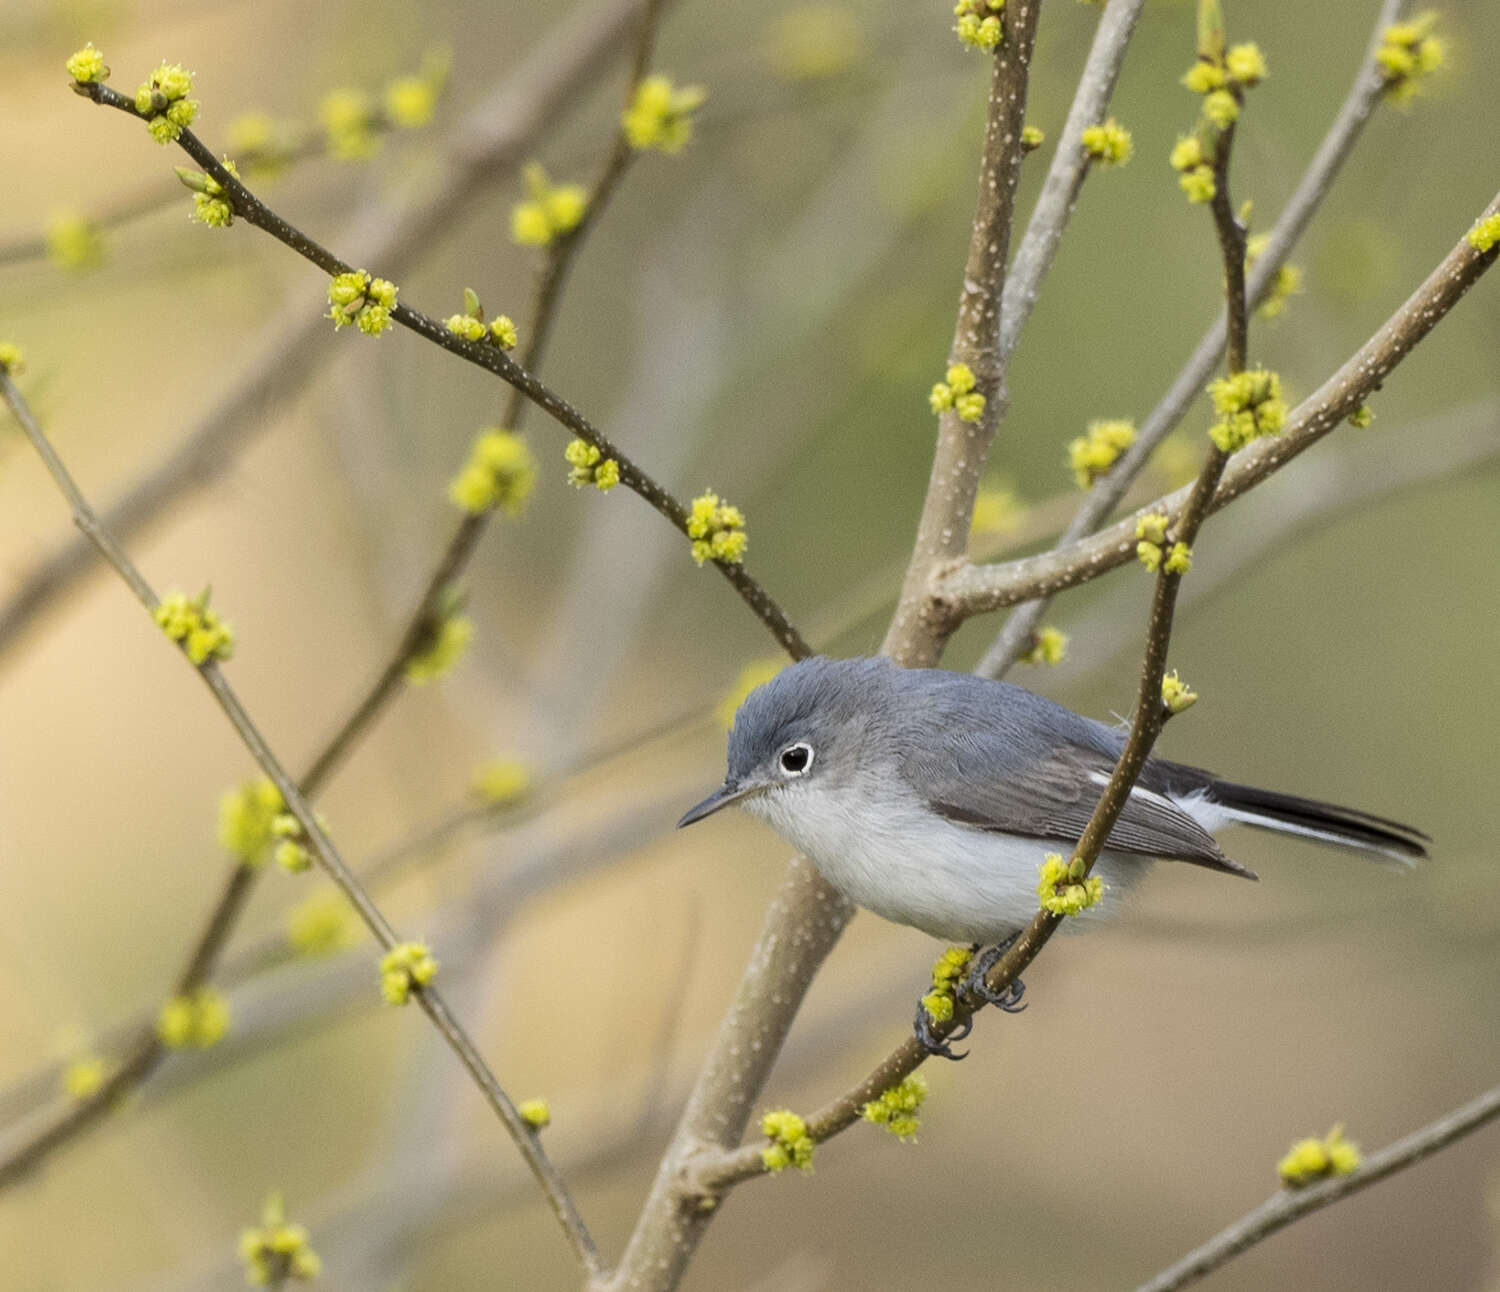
(1, 0), (1498, 1287)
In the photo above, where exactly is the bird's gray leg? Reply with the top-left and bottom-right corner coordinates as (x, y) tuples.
(912, 1000), (971, 1061)
(961, 935), (1027, 1012)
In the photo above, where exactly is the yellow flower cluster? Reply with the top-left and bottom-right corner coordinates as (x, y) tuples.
(134, 61), (198, 145)
(448, 428), (537, 514)
(953, 0), (1005, 52)
(0, 342), (25, 374)
(326, 269), (398, 335)
(472, 757), (532, 804)
(716, 659), (784, 730)
(1161, 670), (1198, 714)
(45, 211), (104, 271)
(511, 162), (589, 247)
(1037, 854), (1104, 916)
(1068, 418), (1136, 488)
(921, 944), (972, 1024)
(1173, 41), (1266, 201)
(240, 1194), (322, 1286)
(218, 776), (284, 864)
(1377, 14), (1444, 104)
(1080, 118), (1133, 166)
(320, 88), (378, 160)
(1466, 213), (1500, 255)
(1022, 625), (1068, 666)
(65, 43), (109, 84)
(157, 987), (230, 1048)
(286, 889), (358, 956)
(270, 812), (316, 873)
(1020, 124), (1046, 152)
(622, 76), (706, 153)
(380, 941), (439, 1004)
(443, 290), (519, 349)
(1347, 404), (1375, 430)
(62, 1055), (109, 1100)
(1278, 1124), (1361, 1187)
(1245, 233), (1302, 318)
(686, 491), (748, 566)
(186, 158), (240, 229)
(760, 1109), (816, 1173)
(861, 1073), (929, 1142)
(564, 438), (621, 492)
(154, 590), (234, 665)
(518, 1097), (552, 1130)
(1207, 367), (1287, 452)
(1134, 512), (1191, 575)
(405, 612), (473, 684)
(929, 362), (985, 423)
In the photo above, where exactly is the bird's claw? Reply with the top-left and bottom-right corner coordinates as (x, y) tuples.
(961, 939), (1028, 1013)
(912, 1000), (970, 1061)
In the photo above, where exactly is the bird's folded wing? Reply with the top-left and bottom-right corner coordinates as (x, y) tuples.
(915, 742), (1254, 877)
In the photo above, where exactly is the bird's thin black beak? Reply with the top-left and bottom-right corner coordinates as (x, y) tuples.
(677, 780), (762, 828)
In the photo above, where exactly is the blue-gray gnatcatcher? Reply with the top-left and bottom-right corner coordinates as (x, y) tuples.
(678, 656), (1427, 948)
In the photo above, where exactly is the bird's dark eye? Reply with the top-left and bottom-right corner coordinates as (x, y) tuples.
(779, 743), (813, 776)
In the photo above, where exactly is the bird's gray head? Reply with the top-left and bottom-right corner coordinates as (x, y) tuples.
(677, 656), (890, 828)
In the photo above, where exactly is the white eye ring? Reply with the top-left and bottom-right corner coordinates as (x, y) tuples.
(779, 742), (814, 776)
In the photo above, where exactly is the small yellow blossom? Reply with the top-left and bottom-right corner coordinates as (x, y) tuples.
(1022, 625), (1068, 666)
(518, 1097), (551, 1129)
(446, 314), (487, 342)
(1161, 670), (1198, 714)
(563, 438), (620, 492)
(65, 43), (109, 84)
(1207, 367), (1287, 452)
(240, 1193), (322, 1286)
(970, 485), (1024, 538)
(271, 813), (314, 873)
(449, 427), (537, 514)
(686, 491), (748, 566)
(0, 342), (23, 374)
(472, 757), (531, 804)
(921, 945), (971, 1023)
(1224, 41), (1267, 86)
(405, 613), (473, 684)
(1163, 541), (1192, 575)
(320, 88), (378, 159)
(157, 988), (230, 1048)
(1037, 853), (1104, 916)
(1179, 164), (1217, 204)
(1135, 511), (1169, 546)
(62, 1055), (109, 1100)
(45, 211), (104, 271)
(1021, 124), (1045, 151)
(154, 590), (234, 665)
(1278, 1124), (1361, 1187)
(1181, 60), (1226, 94)
(491, 315), (518, 348)
(187, 158), (240, 228)
(219, 776), (284, 864)
(510, 162), (589, 248)
(717, 659), (784, 730)
(1202, 88), (1239, 128)
(384, 74), (437, 128)
(1170, 135), (1205, 173)
(861, 1072), (929, 1141)
(134, 62), (197, 144)
(286, 888), (359, 956)
(622, 75), (706, 153)
(761, 1109), (815, 1173)
(380, 941), (439, 1005)
(1466, 213), (1500, 255)
(953, 0), (1005, 52)
(1068, 418), (1136, 488)
(930, 362), (984, 422)
(1081, 118), (1132, 166)
(1347, 404), (1374, 430)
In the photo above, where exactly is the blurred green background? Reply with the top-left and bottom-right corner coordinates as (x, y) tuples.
(1, 0), (1497, 1287)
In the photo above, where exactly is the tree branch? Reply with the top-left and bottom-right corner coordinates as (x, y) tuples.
(974, 0), (1406, 678)
(0, 373), (604, 1278)
(1133, 1080), (1500, 1292)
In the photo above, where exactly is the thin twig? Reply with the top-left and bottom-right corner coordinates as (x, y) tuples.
(0, 0), (657, 667)
(74, 79), (810, 662)
(974, 0), (1405, 679)
(1133, 1080), (1500, 1292)
(0, 372), (604, 1277)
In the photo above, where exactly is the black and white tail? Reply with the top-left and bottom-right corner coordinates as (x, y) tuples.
(1207, 779), (1429, 867)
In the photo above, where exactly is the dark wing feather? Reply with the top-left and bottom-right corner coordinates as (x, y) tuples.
(914, 742), (1256, 879)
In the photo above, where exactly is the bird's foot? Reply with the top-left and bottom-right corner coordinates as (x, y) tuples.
(912, 999), (971, 1061)
(961, 938), (1027, 1013)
